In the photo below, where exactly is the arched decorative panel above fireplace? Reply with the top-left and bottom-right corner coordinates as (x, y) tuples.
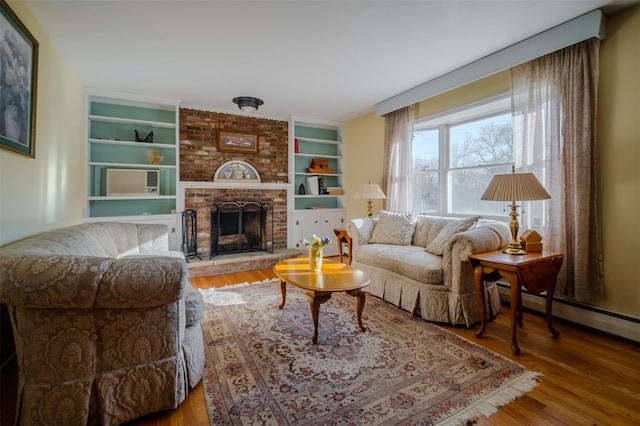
(212, 160), (261, 182)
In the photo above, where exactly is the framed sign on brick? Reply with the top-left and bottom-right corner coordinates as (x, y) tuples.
(217, 132), (258, 153)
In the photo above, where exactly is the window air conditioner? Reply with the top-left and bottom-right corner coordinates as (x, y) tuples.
(106, 169), (160, 196)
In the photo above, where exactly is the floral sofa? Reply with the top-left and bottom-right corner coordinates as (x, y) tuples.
(347, 211), (511, 327)
(0, 222), (205, 425)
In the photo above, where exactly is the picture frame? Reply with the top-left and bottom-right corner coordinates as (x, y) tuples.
(218, 131), (258, 153)
(0, 1), (38, 158)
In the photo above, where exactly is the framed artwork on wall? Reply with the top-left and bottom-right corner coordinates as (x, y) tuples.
(218, 132), (258, 153)
(0, 0), (38, 159)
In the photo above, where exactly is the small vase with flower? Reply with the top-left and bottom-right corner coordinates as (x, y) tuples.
(299, 235), (332, 271)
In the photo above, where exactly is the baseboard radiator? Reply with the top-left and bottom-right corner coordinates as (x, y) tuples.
(496, 284), (640, 344)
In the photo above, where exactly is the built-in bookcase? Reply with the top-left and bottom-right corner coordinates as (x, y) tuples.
(84, 89), (179, 219)
(292, 121), (344, 210)
(289, 117), (345, 256)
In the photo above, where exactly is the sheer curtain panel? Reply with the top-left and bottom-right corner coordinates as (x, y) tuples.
(383, 106), (414, 213)
(510, 38), (603, 303)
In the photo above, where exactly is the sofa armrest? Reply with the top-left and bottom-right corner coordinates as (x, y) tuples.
(346, 217), (375, 248)
(442, 221), (510, 294)
(451, 222), (511, 260)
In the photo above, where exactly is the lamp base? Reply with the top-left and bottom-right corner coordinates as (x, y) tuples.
(503, 245), (527, 255)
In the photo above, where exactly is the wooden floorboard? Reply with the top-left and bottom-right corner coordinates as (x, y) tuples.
(2, 261), (639, 425)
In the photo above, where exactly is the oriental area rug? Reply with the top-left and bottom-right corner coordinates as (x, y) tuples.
(199, 280), (540, 425)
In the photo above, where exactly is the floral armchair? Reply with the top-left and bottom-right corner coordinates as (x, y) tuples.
(0, 222), (205, 425)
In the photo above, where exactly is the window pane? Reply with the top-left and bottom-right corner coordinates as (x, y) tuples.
(413, 171), (438, 213)
(450, 114), (513, 168)
(413, 130), (438, 170)
(412, 129), (439, 213)
(449, 165), (512, 215)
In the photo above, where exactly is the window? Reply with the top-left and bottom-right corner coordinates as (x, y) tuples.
(412, 95), (514, 218)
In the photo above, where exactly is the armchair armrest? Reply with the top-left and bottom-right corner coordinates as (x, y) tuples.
(346, 217), (375, 248)
(96, 256), (187, 308)
(0, 255), (187, 309)
(0, 254), (112, 308)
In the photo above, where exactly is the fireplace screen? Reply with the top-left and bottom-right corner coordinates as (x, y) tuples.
(210, 201), (273, 258)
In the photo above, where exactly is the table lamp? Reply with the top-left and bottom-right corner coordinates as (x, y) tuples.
(481, 166), (550, 255)
(354, 182), (386, 217)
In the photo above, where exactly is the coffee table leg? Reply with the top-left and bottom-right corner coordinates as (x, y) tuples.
(347, 288), (367, 332)
(306, 291), (331, 344)
(278, 279), (287, 309)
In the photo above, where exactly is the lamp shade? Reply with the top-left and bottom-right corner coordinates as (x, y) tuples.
(354, 183), (386, 200)
(481, 172), (550, 201)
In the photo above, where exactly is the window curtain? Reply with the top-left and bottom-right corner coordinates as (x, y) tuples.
(510, 38), (603, 303)
(383, 106), (414, 213)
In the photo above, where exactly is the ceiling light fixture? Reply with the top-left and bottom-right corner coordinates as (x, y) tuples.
(232, 96), (264, 112)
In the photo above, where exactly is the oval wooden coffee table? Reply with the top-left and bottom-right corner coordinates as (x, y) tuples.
(273, 257), (370, 344)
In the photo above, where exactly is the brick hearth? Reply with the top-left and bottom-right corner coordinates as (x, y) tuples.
(186, 249), (300, 278)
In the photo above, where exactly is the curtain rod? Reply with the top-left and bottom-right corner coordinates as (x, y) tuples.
(375, 9), (606, 117)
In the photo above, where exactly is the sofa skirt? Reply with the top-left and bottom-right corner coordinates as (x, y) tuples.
(353, 261), (501, 327)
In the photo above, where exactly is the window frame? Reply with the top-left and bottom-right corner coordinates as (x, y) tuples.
(412, 93), (513, 219)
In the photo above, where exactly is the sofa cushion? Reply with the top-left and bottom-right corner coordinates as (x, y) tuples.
(354, 244), (443, 284)
(369, 210), (417, 245)
(184, 284), (205, 326)
(425, 216), (480, 255)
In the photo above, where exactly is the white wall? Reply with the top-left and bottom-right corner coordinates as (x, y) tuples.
(0, 0), (84, 245)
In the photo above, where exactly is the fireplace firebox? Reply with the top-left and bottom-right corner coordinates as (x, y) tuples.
(210, 202), (273, 258)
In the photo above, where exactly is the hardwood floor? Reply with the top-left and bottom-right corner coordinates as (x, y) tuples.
(2, 263), (639, 425)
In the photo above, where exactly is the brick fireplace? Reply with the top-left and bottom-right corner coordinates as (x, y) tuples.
(183, 185), (288, 259)
(179, 108), (295, 276)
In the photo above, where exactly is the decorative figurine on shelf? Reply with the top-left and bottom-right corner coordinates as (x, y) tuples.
(135, 130), (154, 143)
(306, 158), (332, 174)
(298, 183), (306, 195)
(146, 150), (164, 165)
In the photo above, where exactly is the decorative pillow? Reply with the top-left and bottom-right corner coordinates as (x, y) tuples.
(412, 215), (439, 247)
(369, 210), (417, 246)
(425, 216), (481, 255)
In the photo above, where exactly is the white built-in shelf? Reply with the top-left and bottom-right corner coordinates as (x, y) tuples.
(88, 162), (176, 169)
(88, 195), (176, 201)
(88, 138), (175, 149)
(88, 115), (176, 128)
(295, 136), (340, 144)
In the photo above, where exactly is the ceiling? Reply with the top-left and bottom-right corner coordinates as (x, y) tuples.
(26, 0), (631, 123)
